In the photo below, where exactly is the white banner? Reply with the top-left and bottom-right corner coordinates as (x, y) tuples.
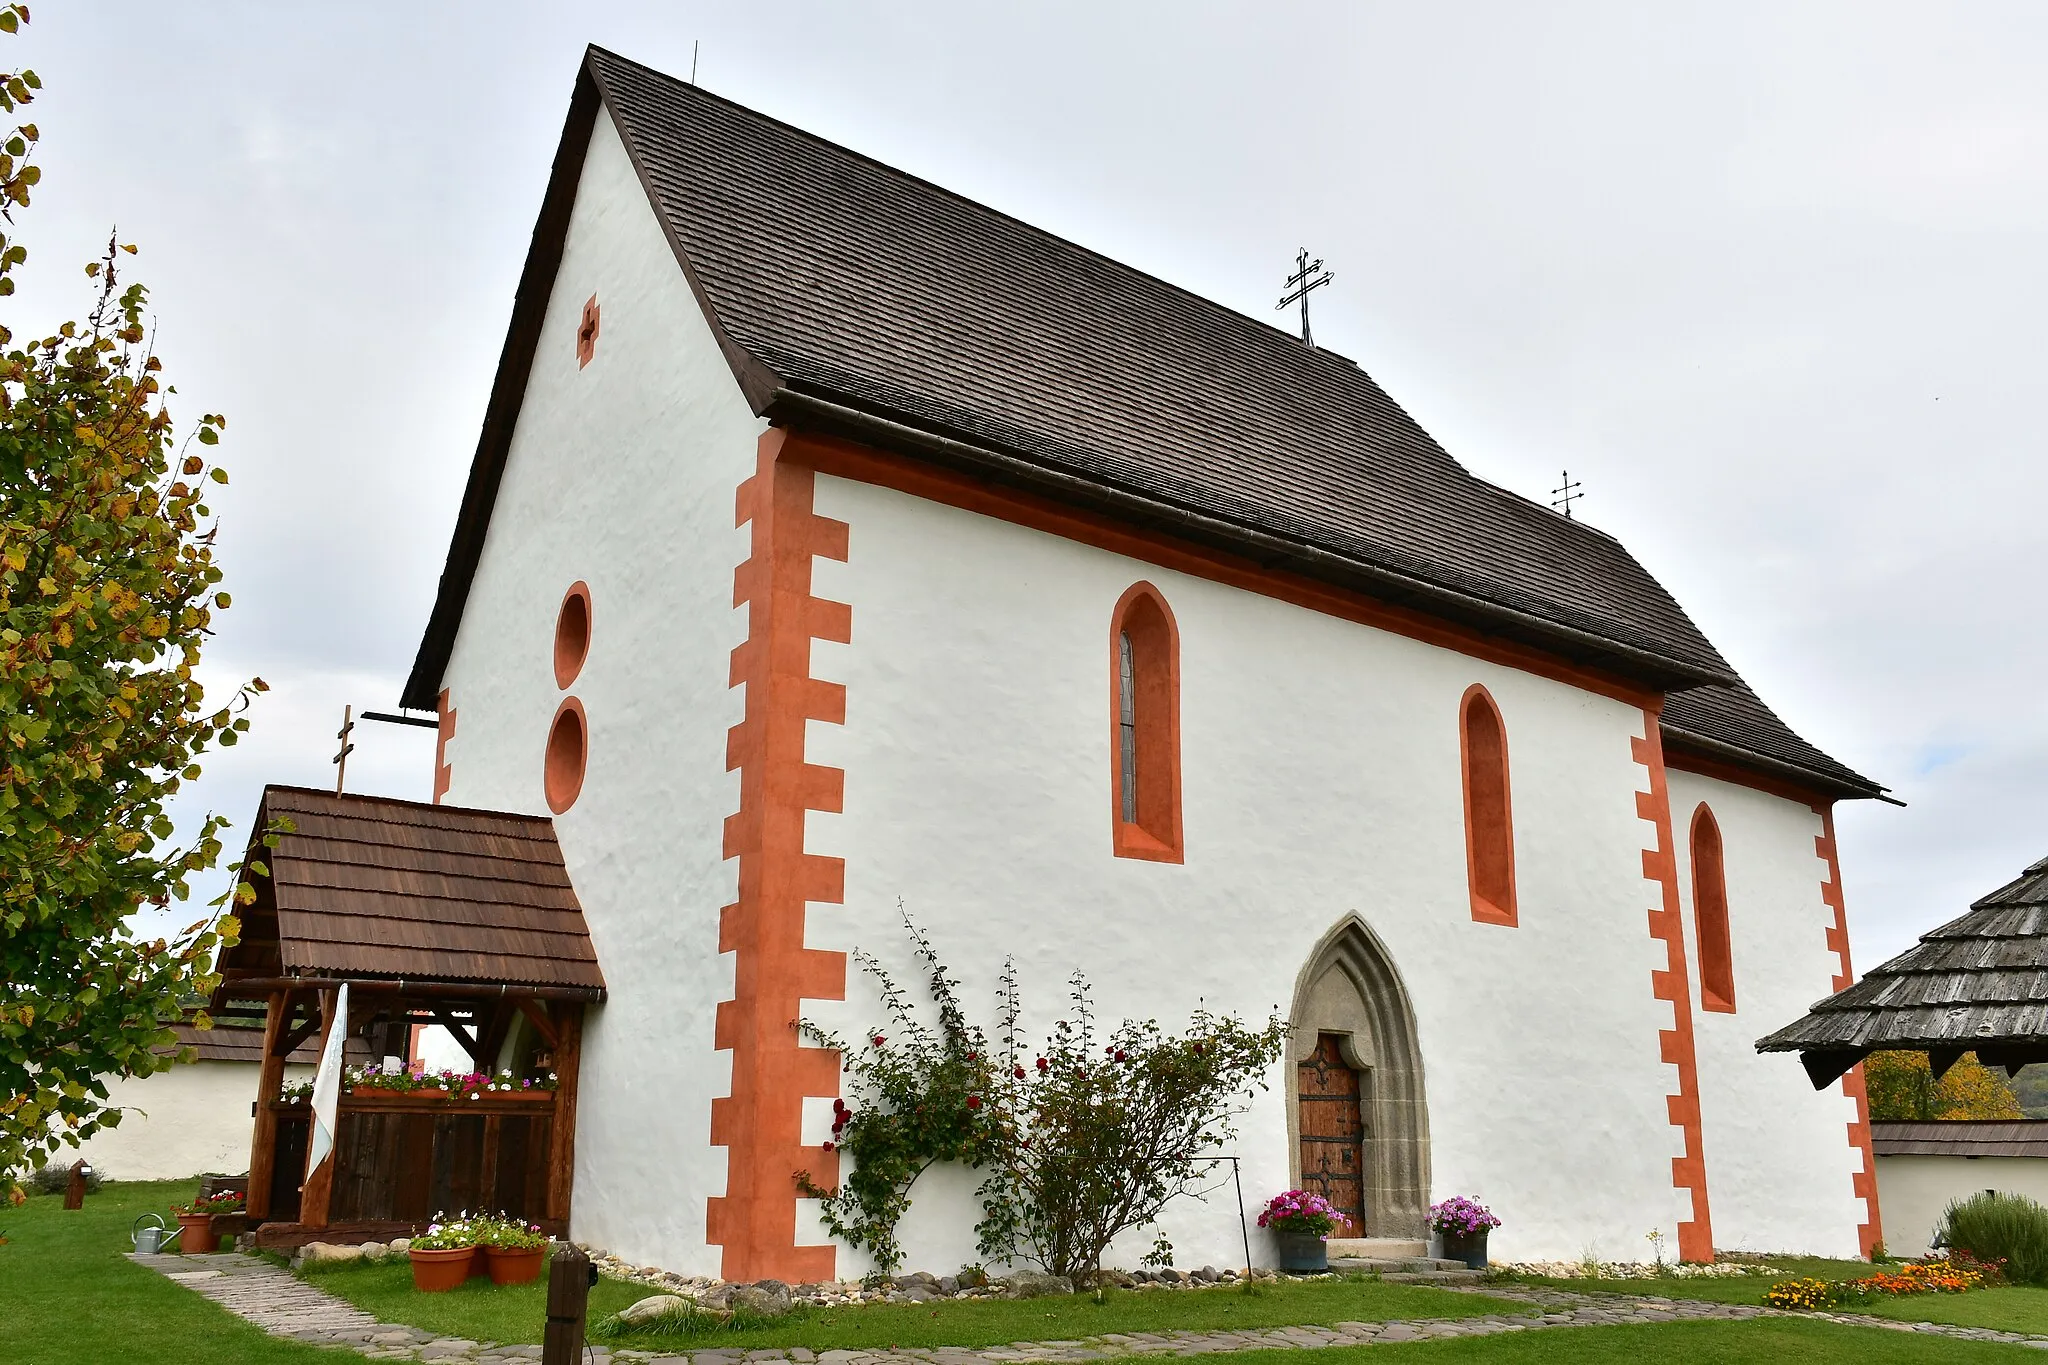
(306, 982), (349, 1179)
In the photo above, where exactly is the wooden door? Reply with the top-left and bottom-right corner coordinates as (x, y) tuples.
(1298, 1033), (1365, 1235)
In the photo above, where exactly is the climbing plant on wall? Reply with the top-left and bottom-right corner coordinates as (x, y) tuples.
(798, 913), (1285, 1283)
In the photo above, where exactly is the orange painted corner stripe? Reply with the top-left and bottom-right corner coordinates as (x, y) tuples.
(1633, 715), (1714, 1262)
(709, 428), (852, 1283)
(1813, 802), (1883, 1258)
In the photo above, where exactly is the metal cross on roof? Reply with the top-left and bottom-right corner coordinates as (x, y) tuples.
(1550, 470), (1584, 519)
(1277, 248), (1333, 346)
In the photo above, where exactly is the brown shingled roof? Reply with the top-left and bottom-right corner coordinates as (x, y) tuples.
(169, 1022), (370, 1066)
(217, 786), (604, 996)
(1871, 1121), (2048, 1160)
(400, 44), (1881, 804)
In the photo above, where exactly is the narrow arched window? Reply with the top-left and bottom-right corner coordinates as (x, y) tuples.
(1109, 582), (1182, 863)
(1691, 803), (1735, 1012)
(1460, 685), (1516, 925)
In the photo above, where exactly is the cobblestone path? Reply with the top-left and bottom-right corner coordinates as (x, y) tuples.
(133, 1255), (2048, 1360)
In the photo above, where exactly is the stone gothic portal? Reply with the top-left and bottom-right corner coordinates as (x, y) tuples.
(1290, 917), (1431, 1240)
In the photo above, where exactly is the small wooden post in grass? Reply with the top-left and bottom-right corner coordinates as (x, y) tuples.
(543, 1243), (592, 1365)
(62, 1160), (90, 1210)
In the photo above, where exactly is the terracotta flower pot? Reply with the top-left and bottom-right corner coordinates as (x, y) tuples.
(484, 1245), (546, 1285)
(409, 1245), (479, 1292)
(174, 1213), (216, 1254)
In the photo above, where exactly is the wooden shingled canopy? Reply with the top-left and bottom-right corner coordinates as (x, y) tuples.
(215, 785), (604, 1001)
(1760, 854), (2048, 1088)
(212, 785), (605, 1246)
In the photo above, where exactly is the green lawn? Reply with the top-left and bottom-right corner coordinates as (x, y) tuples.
(1191, 1318), (2043, 1362)
(0, 1179), (340, 1365)
(307, 1260), (1529, 1349)
(1506, 1256), (2048, 1332)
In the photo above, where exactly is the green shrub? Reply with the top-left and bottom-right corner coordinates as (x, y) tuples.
(1939, 1191), (2048, 1284)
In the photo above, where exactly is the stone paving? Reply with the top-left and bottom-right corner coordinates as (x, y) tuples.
(133, 1253), (2048, 1360)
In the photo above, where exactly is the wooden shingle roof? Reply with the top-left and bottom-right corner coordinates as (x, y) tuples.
(1871, 1120), (2048, 1160)
(167, 1022), (370, 1066)
(1759, 854), (2048, 1086)
(396, 46), (1883, 803)
(218, 786), (605, 996)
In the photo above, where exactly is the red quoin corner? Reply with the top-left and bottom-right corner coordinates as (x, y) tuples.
(707, 428), (851, 1282)
(1816, 803), (1883, 1257)
(1634, 706), (1714, 1262)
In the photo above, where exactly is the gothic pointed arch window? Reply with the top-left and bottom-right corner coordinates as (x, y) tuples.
(1459, 684), (1516, 925)
(1109, 582), (1183, 863)
(1690, 803), (1735, 1012)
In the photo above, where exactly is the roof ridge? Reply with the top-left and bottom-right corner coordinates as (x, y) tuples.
(583, 44), (1371, 365)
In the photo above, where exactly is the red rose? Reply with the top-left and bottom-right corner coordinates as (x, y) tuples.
(1115, 1050), (1127, 1062)
(1014, 1066), (1026, 1079)
(873, 1035), (886, 1047)
(1036, 1057), (1049, 1072)
(966, 1095), (983, 1110)
(966, 1052), (977, 1062)
(822, 1141), (835, 1151)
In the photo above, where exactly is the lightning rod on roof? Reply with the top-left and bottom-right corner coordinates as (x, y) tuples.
(1551, 470), (1584, 519)
(1277, 248), (1333, 346)
(691, 40), (699, 84)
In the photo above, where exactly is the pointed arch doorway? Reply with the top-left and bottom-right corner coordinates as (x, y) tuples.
(1288, 916), (1431, 1240)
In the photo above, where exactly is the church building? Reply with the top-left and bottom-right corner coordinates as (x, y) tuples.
(395, 46), (1889, 1281)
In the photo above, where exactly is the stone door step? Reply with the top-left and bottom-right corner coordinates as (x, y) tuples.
(1327, 1238), (1427, 1258)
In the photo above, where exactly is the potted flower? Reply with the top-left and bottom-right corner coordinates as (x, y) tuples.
(168, 1190), (245, 1254)
(1258, 1190), (1351, 1272)
(476, 1215), (550, 1285)
(408, 1215), (483, 1292)
(1430, 1196), (1501, 1269)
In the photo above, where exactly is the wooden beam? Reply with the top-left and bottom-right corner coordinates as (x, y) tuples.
(276, 992), (321, 1059)
(516, 998), (559, 1051)
(298, 987), (339, 1228)
(545, 1003), (584, 1224)
(478, 999), (518, 1075)
(247, 991), (289, 1222)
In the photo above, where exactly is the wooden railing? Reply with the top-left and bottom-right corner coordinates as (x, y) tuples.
(260, 1090), (562, 1238)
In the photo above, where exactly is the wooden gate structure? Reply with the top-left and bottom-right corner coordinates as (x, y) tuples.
(211, 786), (606, 1249)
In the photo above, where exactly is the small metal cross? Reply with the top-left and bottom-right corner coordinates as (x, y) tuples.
(1550, 470), (1584, 519)
(332, 705), (356, 796)
(1277, 248), (1333, 346)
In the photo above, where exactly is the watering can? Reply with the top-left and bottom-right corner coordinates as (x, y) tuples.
(132, 1212), (183, 1255)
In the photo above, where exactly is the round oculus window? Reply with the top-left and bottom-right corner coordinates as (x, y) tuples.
(554, 582), (591, 689)
(544, 697), (587, 813)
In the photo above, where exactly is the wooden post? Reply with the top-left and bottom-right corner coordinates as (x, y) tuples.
(544, 1003), (584, 1225)
(247, 990), (290, 1222)
(62, 1159), (88, 1210)
(298, 987), (339, 1228)
(542, 1243), (591, 1364)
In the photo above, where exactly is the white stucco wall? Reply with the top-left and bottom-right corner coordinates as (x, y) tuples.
(801, 475), (1702, 1272)
(436, 107), (757, 1271)
(1667, 769), (1866, 1257)
(68, 1061), (315, 1182)
(1876, 1156), (2048, 1259)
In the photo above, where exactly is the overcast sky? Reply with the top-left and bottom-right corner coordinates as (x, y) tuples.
(19, 3), (2044, 977)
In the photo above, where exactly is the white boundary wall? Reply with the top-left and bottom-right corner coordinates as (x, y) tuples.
(1875, 1156), (2048, 1259)
(68, 1061), (316, 1182)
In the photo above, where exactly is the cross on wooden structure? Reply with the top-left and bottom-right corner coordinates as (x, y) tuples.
(332, 705), (355, 795)
(1277, 248), (1333, 346)
(1550, 470), (1584, 520)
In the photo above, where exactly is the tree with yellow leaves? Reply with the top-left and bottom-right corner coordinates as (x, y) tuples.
(0, 5), (264, 1185)
(1864, 1049), (2024, 1122)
